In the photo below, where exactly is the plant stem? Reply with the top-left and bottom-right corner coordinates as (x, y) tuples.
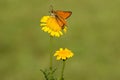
(49, 36), (54, 80)
(49, 36), (53, 71)
(60, 60), (66, 80)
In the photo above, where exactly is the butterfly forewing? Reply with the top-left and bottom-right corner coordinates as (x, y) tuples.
(55, 11), (72, 19)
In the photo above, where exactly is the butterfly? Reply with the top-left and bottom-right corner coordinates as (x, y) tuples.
(50, 7), (72, 29)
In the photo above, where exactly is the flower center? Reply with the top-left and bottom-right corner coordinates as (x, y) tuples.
(46, 17), (62, 32)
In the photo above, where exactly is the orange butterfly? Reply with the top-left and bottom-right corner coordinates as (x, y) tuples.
(50, 7), (72, 29)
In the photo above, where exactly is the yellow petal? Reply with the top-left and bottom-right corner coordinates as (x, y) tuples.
(59, 31), (63, 35)
(55, 32), (60, 37)
(40, 16), (50, 22)
(40, 23), (46, 27)
(50, 31), (55, 36)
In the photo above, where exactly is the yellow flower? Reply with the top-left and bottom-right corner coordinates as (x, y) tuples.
(40, 16), (67, 37)
(54, 48), (74, 60)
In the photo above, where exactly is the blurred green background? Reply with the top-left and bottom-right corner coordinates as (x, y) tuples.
(0, 0), (120, 80)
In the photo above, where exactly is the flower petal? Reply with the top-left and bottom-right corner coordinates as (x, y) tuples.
(40, 16), (50, 22)
(54, 48), (74, 60)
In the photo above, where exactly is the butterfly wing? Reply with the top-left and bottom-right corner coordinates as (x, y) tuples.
(55, 11), (72, 28)
(55, 10), (72, 19)
(55, 17), (65, 28)
(51, 10), (72, 28)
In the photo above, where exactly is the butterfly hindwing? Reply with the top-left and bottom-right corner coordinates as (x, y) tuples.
(55, 16), (66, 28)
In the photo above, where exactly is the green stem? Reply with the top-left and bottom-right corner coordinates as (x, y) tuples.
(49, 36), (53, 71)
(60, 60), (66, 80)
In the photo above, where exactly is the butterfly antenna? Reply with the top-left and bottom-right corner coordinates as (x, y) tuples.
(49, 5), (55, 16)
(49, 5), (54, 11)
